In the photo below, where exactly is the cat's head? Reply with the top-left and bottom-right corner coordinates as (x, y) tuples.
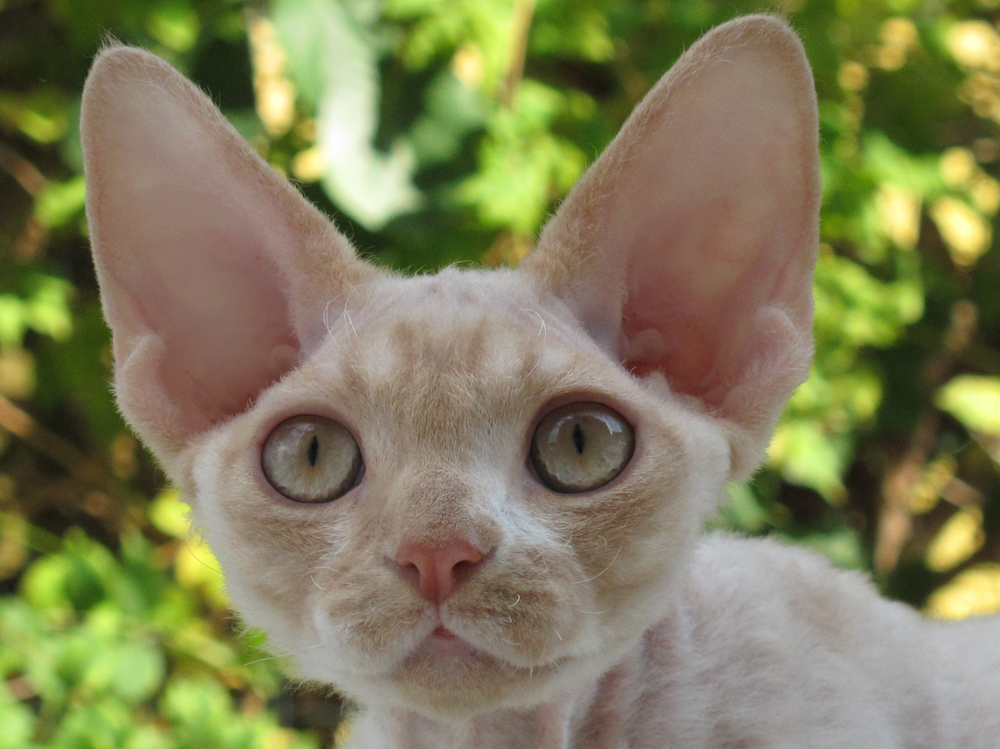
(81, 16), (818, 719)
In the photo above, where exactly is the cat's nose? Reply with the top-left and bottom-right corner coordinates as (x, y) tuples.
(392, 540), (485, 604)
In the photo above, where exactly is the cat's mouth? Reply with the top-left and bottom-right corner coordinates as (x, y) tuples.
(431, 625), (458, 640)
(417, 624), (482, 661)
(409, 614), (566, 672)
(421, 622), (487, 657)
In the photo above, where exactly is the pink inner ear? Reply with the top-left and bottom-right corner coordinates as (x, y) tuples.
(619, 175), (813, 405)
(593, 31), (815, 414)
(101, 184), (300, 430)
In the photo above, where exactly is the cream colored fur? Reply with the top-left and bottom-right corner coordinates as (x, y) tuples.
(81, 15), (1000, 749)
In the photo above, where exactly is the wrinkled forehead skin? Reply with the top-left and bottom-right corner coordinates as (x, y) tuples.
(175, 267), (730, 716)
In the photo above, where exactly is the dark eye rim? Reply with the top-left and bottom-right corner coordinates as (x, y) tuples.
(255, 410), (366, 506)
(526, 397), (638, 495)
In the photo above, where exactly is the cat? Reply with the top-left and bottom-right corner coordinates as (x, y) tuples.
(80, 14), (1000, 749)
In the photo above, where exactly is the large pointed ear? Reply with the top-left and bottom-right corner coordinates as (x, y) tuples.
(523, 15), (819, 481)
(82, 47), (382, 467)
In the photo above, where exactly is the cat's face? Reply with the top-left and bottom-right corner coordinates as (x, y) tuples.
(82, 15), (819, 720)
(186, 270), (728, 714)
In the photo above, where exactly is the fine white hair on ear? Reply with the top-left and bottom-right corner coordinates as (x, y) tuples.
(81, 46), (383, 467)
(523, 15), (820, 480)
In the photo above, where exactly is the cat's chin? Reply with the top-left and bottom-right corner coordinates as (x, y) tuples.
(382, 639), (570, 719)
(304, 624), (578, 720)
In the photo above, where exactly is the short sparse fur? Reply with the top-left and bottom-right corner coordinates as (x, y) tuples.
(82, 15), (1000, 748)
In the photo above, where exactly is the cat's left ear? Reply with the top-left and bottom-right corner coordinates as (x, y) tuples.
(523, 15), (819, 480)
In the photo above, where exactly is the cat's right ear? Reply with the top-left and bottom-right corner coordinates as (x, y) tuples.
(523, 16), (820, 480)
(82, 47), (381, 468)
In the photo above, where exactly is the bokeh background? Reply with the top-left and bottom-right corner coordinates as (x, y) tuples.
(4, 0), (1000, 745)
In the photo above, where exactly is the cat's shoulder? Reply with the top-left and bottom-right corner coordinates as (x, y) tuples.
(678, 533), (916, 641)
(689, 532), (873, 592)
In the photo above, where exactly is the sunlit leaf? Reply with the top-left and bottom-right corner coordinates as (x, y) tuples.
(936, 375), (1000, 436)
(931, 195), (992, 266)
(926, 563), (1000, 620)
(926, 508), (985, 573)
(149, 489), (192, 540)
(109, 641), (167, 704)
(0, 90), (68, 143)
(0, 682), (36, 749)
(768, 419), (848, 503)
(35, 176), (86, 230)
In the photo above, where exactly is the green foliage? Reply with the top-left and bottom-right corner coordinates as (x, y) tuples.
(0, 529), (312, 748)
(6, 0), (1000, 742)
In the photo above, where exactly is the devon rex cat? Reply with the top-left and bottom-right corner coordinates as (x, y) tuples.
(81, 14), (1000, 749)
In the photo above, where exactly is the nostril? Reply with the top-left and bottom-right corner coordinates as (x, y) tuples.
(451, 558), (479, 588)
(395, 559), (421, 590)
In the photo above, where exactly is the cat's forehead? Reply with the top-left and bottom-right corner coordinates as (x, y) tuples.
(331, 268), (584, 373)
(285, 267), (616, 419)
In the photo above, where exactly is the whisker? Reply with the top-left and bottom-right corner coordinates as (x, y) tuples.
(520, 307), (547, 342)
(182, 538), (223, 575)
(343, 309), (358, 337)
(507, 594), (521, 609)
(571, 548), (621, 585)
(242, 653), (283, 666)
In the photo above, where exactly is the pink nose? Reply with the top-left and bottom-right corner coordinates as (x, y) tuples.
(393, 540), (485, 603)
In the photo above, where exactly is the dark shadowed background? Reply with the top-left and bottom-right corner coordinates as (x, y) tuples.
(3, 0), (1000, 746)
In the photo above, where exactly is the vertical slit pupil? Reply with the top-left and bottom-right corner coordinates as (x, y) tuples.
(307, 435), (320, 467)
(572, 423), (586, 455)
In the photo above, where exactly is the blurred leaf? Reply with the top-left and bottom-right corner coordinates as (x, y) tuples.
(768, 419), (848, 503)
(408, 70), (488, 166)
(926, 563), (1000, 620)
(105, 641), (167, 704)
(936, 375), (1000, 436)
(926, 508), (984, 573)
(0, 682), (36, 749)
(0, 89), (68, 143)
(456, 81), (586, 233)
(148, 1), (200, 52)
(149, 489), (192, 539)
(35, 177), (86, 230)
(274, 0), (422, 228)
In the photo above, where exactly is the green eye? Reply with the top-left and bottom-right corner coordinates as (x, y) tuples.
(530, 402), (634, 493)
(262, 416), (362, 503)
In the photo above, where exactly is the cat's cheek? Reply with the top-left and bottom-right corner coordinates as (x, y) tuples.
(184, 423), (344, 647)
(310, 577), (434, 668)
(551, 400), (725, 646)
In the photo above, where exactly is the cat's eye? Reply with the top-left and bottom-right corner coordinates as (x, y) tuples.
(530, 402), (634, 493)
(261, 416), (362, 503)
